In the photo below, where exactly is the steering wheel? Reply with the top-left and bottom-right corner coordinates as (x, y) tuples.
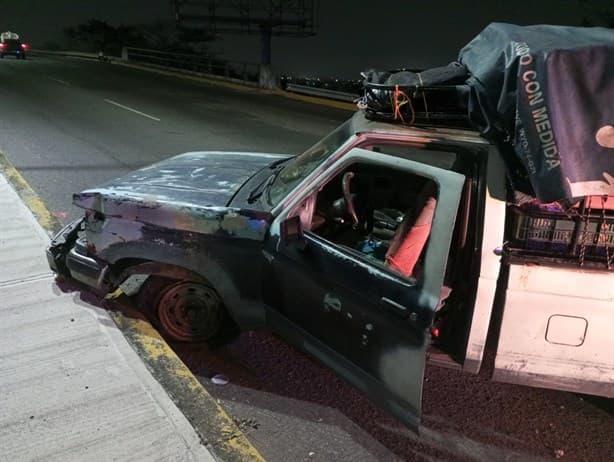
(342, 172), (359, 226)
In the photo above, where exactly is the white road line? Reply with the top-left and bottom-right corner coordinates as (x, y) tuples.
(50, 77), (69, 85)
(104, 99), (160, 122)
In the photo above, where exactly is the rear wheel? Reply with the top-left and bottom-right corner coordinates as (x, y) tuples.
(138, 276), (226, 342)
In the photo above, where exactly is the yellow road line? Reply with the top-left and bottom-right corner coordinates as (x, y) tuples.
(0, 151), (265, 461)
(272, 88), (357, 111)
(113, 61), (267, 94)
(112, 307), (265, 462)
(0, 150), (63, 235)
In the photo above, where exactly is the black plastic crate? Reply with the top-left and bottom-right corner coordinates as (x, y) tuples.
(509, 204), (614, 261)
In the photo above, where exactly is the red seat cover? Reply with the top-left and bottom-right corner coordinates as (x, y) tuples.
(386, 196), (437, 277)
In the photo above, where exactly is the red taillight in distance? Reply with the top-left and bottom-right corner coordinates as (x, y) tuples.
(21, 43), (29, 50)
(0, 43), (6, 49)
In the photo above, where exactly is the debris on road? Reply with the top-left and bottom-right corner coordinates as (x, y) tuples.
(211, 374), (229, 385)
(232, 417), (259, 432)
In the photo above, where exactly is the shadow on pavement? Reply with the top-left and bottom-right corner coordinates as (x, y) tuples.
(52, 278), (614, 462)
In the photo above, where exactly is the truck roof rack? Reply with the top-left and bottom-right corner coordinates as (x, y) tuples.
(359, 82), (472, 130)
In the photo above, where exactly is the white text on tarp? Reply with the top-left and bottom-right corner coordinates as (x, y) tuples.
(514, 42), (561, 171)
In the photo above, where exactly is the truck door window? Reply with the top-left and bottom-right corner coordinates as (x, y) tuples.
(307, 162), (439, 280)
(268, 121), (353, 205)
(363, 142), (475, 276)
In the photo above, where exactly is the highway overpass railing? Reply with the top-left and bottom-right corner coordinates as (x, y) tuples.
(30, 49), (101, 60)
(284, 83), (359, 102)
(122, 47), (261, 87)
(29, 48), (360, 104)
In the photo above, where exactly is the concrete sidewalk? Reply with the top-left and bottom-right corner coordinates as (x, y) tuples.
(0, 172), (215, 461)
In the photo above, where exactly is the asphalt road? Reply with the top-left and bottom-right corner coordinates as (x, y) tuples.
(0, 55), (348, 223)
(1, 55), (612, 462)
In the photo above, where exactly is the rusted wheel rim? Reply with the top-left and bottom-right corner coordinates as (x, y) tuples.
(156, 281), (222, 342)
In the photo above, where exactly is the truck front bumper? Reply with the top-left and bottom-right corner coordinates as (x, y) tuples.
(47, 218), (107, 288)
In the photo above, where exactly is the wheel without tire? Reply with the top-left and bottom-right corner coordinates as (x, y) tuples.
(138, 276), (225, 342)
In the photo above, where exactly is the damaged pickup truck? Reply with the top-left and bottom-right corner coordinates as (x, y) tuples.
(47, 110), (614, 431)
(47, 23), (614, 431)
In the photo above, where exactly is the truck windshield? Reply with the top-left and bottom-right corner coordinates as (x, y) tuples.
(268, 120), (352, 205)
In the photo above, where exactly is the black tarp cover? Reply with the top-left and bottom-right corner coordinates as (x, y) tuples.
(459, 23), (614, 202)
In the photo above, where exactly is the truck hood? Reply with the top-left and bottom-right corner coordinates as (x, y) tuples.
(74, 151), (288, 213)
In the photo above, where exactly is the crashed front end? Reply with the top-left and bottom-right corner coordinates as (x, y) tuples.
(47, 204), (270, 293)
(46, 217), (99, 287)
(46, 151), (279, 291)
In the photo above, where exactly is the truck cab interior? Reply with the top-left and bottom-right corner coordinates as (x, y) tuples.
(305, 162), (437, 277)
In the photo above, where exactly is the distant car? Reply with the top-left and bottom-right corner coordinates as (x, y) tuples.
(0, 35), (28, 59)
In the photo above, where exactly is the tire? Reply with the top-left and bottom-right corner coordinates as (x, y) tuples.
(137, 276), (226, 343)
(0, 54), (4, 59)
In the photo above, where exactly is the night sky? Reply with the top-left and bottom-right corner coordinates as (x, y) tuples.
(0, 0), (611, 77)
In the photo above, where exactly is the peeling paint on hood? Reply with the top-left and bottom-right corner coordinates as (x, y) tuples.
(72, 151), (286, 238)
(74, 151), (287, 212)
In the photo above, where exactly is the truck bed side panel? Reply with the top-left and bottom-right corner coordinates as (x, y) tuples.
(493, 265), (614, 397)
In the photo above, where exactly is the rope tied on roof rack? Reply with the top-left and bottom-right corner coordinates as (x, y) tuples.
(391, 85), (415, 125)
(578, 195), (614, 269)
(578, 198), (591, 268)
(599, 195), (613, 270)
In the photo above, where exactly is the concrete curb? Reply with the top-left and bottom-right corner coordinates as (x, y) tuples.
(0, 151), (265, 462)
(111, 306), (265, 462)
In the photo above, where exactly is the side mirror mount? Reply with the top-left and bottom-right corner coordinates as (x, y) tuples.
(280, 215), (304, 247)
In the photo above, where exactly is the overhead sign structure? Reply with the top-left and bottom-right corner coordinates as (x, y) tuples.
(170, 0), (318, 65)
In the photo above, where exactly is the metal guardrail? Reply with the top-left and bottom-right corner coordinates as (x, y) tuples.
(30, 49), (102, 60)
(123, 47), (260, 86)
(29, 48), (358, 105)
(285, 83), (360, 102)
(31, 48), (261, 86)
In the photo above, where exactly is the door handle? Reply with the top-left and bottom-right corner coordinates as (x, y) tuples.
(380, 297), (409, 318)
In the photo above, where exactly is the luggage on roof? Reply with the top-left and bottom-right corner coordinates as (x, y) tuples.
(359, 23), (614, 204)
(459, 22), (614, 203)
(359, 64), (471, 128)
